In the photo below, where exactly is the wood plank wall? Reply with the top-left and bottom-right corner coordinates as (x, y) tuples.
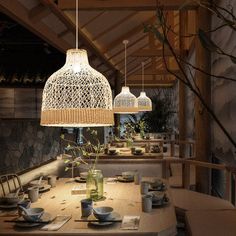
(0, 88), (43, 119)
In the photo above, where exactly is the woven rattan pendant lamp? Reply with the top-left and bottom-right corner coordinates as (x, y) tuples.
(41, 0), (114, 127)
(137, 62), (152, 112)
(113, 40), (138, 114)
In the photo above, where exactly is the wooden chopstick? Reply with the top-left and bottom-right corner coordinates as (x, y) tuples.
(4, 220), (51, 224)
(74, 219), (122, 223)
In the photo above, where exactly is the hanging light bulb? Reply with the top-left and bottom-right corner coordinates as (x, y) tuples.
(137, 62), (152, 112)
(41, 0), (114, 127)
(113, 40), (138, 114)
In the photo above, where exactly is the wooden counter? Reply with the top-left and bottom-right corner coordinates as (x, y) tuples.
(0, 178), (177, 236)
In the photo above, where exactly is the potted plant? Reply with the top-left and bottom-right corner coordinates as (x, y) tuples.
(61, 128), (104, 201)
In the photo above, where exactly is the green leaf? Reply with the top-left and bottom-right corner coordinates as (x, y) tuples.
(65, 167), (70, 172)
(64, 159), (70, 164)
(60, 134), (65, 139)
(76, 162), (80, 166)
(198, 29), (218, 52)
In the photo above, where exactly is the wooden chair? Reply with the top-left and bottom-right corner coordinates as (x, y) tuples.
(0, 174), (23, 197)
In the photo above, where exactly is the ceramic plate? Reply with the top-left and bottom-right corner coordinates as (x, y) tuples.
(75, 177), (86, 183)
(14, 212), (51, 228)
(89, 212), (121, 226)
(117, 176), (134, 183)
(29, 180), (47, 187)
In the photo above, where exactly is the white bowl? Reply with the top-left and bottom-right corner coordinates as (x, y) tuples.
(22, 208), (44, 222)
(80, 172), (88, 180)
(93, 206), (113, 220)
(148, 191), (164, 202)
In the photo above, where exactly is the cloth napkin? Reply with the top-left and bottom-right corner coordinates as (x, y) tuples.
(40, 215), (71, 231)
(121, 215), (140, 230)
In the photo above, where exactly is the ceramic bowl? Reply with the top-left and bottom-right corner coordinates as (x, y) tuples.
(80, 172), (88, 180)
(122, 171), (135, 180)
(150, 179), (163, 188)
(108, 149), (117, 155)
(93, 206), (113, 220)
(134, 149), (143, 154)
(148, 191), (164, 202)
(22, 207), (44, 222)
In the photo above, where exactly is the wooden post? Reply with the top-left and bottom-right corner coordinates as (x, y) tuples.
(195, 5), (211, 194)
(224, 169), (232, 202)
(182, 161), (191, 189)
(179, 10), (188, 158)
(114, 70), (122, 136)
(170, 140), (175, 157)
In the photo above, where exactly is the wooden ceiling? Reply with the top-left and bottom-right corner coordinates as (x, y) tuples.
(0, 0), (197, 88)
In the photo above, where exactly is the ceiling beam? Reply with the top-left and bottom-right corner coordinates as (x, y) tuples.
(28, 4), (51, 22)
(92, 12), (137, 41)
(58, 0), (198, 11)
(127, 80), (174, 87)
(103, 16), (156, 53)
(133, 68), (181, 76)
(131, 48), (182, 57)
(0, 0), (71, 54)
(39, 0), (117, 74)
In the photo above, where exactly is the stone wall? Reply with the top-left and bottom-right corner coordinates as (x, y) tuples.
(211, 0), (236, 166)
(0, 120), (61, 175)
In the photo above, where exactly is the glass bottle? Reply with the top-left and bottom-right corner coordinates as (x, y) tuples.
(86, 169), (104, 201)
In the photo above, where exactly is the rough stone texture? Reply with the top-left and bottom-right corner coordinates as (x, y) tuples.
(0, 120), (61, 175)
(211, 0), (236, 165)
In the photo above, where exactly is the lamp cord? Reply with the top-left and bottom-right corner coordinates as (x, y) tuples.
(123, 40), (128, 87)
(142, 62), (145, 92)
(76, 0), (78, 49)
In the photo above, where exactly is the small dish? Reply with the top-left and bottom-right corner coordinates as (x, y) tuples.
(93, 206), (113, 221)
(75, 177), (86, 183)
(14, 212), (51, 228)
(117, 176), (134, 183)
(89, 212), (121, 226)
(80, 172), (88, 180)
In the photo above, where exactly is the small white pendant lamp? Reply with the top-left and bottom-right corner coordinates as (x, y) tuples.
(113, 40), (138, 114)
(137, 62), (152, 111)
(40, 0), (114, 127)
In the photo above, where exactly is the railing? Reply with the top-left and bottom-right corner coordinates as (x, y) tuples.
(161, 158), (234, 203)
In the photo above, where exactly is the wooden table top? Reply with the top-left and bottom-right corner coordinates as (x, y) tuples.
(0, 178), (177, 236)
(186, 209), (236, 236)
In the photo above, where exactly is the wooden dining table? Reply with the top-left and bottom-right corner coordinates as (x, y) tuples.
(0, 178), (177, 236)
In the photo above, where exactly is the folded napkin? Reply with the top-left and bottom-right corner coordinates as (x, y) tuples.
(121, 216), (140, 230)
(40, 215), (71, 231)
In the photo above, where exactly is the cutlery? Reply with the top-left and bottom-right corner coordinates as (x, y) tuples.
(4, 219), (51, 224)
(74, 219), (122, 223)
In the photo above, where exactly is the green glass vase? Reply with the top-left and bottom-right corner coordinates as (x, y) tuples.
(86, 169), (104, 201)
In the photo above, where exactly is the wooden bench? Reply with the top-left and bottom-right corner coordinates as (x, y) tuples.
(170, 188), (234, 222)
(185, 209), (236, 236)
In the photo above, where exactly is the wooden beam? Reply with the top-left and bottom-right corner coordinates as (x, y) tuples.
(92, 12), (137, 41)
(131, 48), (181, 57)
(81, 11), (106, 29)
(103, 16), (156, 53)
(0, 0), (71, 54)
(133, 68), (181, 76)
(195, 4), (211, 194)
(127, 80), (174, 87)
(39, 0), (117, 74)
(107, 34), (147, 61)
(28, 4), (51, 22)
(58, 0), (198, 11)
